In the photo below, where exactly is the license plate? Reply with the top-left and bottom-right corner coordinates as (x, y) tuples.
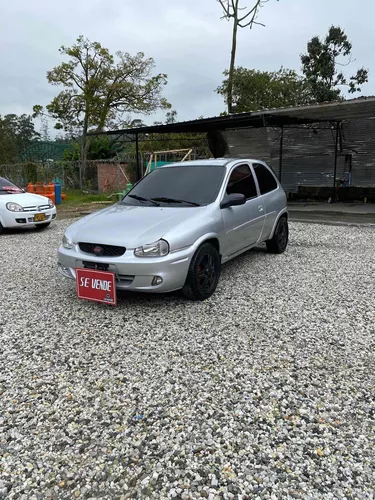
(34, 213), (46, 222)
(76, 268), (117, 306)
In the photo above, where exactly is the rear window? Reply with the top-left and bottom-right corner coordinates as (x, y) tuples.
(253, 163), (278, 195)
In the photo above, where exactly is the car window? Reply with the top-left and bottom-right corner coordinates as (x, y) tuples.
(0, 177), (23, 195)
(253, 163), (278, 195)
(226, 164), (257, 199)
(123, 165), (226, 206)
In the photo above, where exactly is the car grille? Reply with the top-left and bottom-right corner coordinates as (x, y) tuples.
(23, 204), (51, 212)
(79, 242), (126, 257)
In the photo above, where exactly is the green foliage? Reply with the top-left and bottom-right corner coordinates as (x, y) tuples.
(63, 143), (81, 161)
(33, 36), (171, 163)
(23, 162), (38, 183)
(301, 26), (369, 102)
(63, 189), (110, 204)
(165, 110), (178, 124)
(0, 114), (40, 164)
(64, 136), (121, 161)
(217, 67), (311, 112)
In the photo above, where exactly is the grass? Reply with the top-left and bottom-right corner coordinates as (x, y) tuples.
(63, 189), (116, 205)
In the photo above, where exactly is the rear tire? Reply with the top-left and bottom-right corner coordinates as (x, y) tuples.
(35, 222), (51, 230)
(182, 243), (221, 301)
(266, 216), (289, 254)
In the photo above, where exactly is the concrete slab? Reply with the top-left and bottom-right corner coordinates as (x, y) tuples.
(288, 202), (375, 225)
(288, 202), (375, 215)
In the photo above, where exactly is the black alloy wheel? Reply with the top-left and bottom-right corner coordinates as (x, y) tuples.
(183, 243), (221, 300)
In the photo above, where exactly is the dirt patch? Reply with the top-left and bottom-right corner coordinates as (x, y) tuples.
(56, 201), (114, 220)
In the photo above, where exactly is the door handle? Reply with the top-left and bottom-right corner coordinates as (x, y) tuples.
(258, 205), (264, 212)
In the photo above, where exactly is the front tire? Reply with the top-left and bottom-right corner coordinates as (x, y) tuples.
(266, 216), (289, 254)
(0, 222), (4, 235)
(35, 222), (51, 230)
(183, 243), (221, 301)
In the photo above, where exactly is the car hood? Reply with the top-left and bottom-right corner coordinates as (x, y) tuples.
(66, 203), (209, 248)
(0, 192), (50, 206)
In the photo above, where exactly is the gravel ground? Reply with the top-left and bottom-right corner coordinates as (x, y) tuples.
(0, 220), (374, 500)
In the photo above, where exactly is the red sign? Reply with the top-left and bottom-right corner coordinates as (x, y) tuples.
(76, 268), (117, 306)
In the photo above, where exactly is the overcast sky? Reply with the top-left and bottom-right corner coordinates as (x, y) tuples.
(0, 0), (373, 130)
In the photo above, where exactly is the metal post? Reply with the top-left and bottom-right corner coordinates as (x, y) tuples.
(135, 134), (141, 181)
(279, 125), (284, 182)
(332, 122), (340, 202)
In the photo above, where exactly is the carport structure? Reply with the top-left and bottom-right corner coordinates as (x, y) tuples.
(92, 97), (375, 200)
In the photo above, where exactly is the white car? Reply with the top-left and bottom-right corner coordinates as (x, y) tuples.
(0, 177), (57, 234)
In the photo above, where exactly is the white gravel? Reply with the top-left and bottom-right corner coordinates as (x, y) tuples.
(0, 219), (374, 499)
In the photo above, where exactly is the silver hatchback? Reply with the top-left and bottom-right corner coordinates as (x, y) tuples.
(58, 159), (288, 300)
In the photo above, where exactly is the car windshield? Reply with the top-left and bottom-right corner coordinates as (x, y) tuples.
(122, 165), (226, 207)
(0, 177), (23, 195)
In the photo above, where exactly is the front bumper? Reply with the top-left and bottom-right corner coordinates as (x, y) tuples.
(57, 244), (193, 293)
(2, 208), (57, 228)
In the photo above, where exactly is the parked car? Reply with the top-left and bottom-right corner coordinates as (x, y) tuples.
(58, 159), (288, 301)
(0, 177), (56, 234)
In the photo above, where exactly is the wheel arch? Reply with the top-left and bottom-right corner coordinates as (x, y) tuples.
(269, 209), (288, 239)
(191, 234), (221, 259)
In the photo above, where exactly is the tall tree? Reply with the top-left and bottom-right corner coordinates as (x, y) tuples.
(40, 116), (51, 141)
(217, 67), (311, 112)
(218, 0), (277, 114)
(301, 26), (369, 102)
(33, 36), (171, 164)
(0, 114), (40, 164)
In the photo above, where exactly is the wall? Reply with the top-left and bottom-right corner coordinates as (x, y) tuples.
(223, 117), (375, 193)
(97, 162), (135, 193)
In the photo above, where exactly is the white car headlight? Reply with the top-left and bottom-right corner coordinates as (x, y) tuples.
(62, 234), (73, 249)
(6, 202), (23, 212)
(134, 239), (170, 257)
(48, 199), (54, 208)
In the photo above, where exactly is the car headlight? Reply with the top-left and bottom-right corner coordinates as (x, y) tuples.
(6, 202), (23, 212)
(134, 239), (170, 257)
(62, 234), (73, 249)
(48, 199), (54, 208)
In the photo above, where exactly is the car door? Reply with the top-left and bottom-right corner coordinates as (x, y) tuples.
(221, 163), (265, 258)
(252, 162), (280, 240)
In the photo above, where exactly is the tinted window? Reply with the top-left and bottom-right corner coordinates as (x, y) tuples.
(123, 165), (225, 206)
(253, 163), (278, 195)
(226, 164), (257, 199)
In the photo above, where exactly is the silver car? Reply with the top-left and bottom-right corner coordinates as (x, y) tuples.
(58, 159), (288, 300)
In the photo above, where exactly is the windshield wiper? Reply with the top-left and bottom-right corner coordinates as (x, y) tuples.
(151, 197), (200, 207)
(127, 194), (160, 206)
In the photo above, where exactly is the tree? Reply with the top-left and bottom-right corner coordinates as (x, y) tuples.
(218, 0), (278, 113)
(301, 26), (369, 102)
(217, 67), (311, 112)
(0, 114), (40, 164)
(64, 136), (120, 161)
(40, 116), (51, 141)
(165, 109), (178, 124)
(33, 36), (171, 165)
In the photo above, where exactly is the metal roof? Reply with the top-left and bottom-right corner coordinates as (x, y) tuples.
(92, 96), (375, 136)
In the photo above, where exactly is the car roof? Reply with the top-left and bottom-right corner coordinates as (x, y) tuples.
(164, 158), (264, 168)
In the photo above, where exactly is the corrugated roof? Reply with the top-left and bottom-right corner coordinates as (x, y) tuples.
(91, 96), (375, 136)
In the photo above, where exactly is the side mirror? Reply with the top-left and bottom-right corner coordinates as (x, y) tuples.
(220, 193), (246, 209)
